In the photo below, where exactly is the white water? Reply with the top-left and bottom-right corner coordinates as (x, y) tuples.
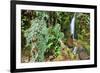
(70, 14), (78, 54)
(70, 14), (75, 39)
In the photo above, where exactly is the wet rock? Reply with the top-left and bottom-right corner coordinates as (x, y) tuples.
(78, 48), (89, 60)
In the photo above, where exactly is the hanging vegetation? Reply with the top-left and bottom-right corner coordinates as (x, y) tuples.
(21, 10), (90, 63)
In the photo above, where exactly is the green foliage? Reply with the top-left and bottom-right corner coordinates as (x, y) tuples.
(21, 10), (90, 62)
(75, 13), (90, 55)
(21, 10), (35, 30)
(24, 15), (49, 62)
(47, 24), (64, 56)
(76, 13), (90, 41)
(21, 30), (26, 50)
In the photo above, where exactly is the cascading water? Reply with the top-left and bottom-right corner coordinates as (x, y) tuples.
(70, 13), (75, 39)
(70, 13), (77, 54)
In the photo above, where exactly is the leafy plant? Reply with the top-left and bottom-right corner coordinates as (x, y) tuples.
(21, 10), (90, 62)
(23, 11), (50, 62)
(46, 24), (64, 57)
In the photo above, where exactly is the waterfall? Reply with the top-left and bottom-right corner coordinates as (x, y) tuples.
(70, 14), (75, 39)
(70, 13), (78, 54)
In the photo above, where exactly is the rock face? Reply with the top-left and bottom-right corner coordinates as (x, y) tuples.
(21, 49), (32, 63)
(79, 51), (89, 60)
(74, 41), (90, 60)
(67, 36), (73, 48)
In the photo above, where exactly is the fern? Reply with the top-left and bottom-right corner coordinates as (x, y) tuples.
(24, 12), (49, 62)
